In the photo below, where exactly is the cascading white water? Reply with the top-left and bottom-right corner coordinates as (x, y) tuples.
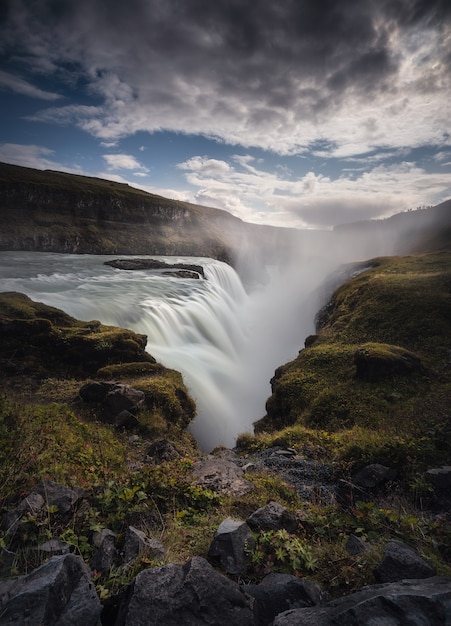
(0, 233), (389, 450)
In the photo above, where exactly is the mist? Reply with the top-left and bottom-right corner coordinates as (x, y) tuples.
(0, 217), (416, 452)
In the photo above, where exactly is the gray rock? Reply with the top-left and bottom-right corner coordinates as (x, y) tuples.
(374, 540), (436, 583)
(79, 381), (115, 403)
(346, 534), (371, 556)
(3, 492), (46, 536)
(146, 439), (181, 463)
(208, 518), (255, 575)
(113, 409), (140, 429)
(35, 480), (84, 516)
(244, 573), (328, 626)
(426, 466), (451, 491)
(120, 556), (254, 626)
(0, 553), (101, 625)
(103, 384), (145, 419)
(272, 576), (451, 625)
(89, 529), (117, 574)
(123, 526), (165, 563)
(247, 501), (297, 533)
(191, 456), (253, 496)
(352, 464), (397, 490)
(37, 539), (70, 555)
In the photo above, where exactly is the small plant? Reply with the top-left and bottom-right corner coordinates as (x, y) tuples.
(252, 529), (318, 576)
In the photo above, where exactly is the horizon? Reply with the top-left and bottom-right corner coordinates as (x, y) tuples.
(1, 0), (451, 229)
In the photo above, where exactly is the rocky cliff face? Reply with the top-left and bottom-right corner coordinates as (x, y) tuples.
(0, 162), (295, 266)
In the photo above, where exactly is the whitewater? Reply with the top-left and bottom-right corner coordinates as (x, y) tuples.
(0, 237), (390, 450)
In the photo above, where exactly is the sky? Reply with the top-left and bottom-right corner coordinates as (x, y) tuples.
(0, 0), (450, 229)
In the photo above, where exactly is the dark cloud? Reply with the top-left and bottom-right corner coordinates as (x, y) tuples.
(1, 0), (449, 153)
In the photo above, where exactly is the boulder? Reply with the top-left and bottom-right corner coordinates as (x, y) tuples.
(118, 556), (254, 626)
(208, 518), (255, 575)
(426, 466), (451, 492)
(3, 491), (45, 536)
(89, 529), (117, 574)
(79, 381), (115, 403)
(346, 534), (371, 556)
(354, 343), (423, 382)
(35, 480), (84, 516)
(79, 382), (145, 424)
(0, 553), (102, 625)
(103, 384), (145, 419)
(113, 409), (140, 429)
(272, 576), (451, 625)
(374, 540), (436, 583)
(247, 501), (297, 533)
(191, 455), (253, 496)
(352, 463), (397, 490)
(244, 573), (328, 626)
(37, 539), (70, 556)
(146, 439), (181, 463)
(122, 526), (165, 564)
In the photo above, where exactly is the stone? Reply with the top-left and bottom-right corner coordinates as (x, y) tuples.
(247, 501), (298, 533)
(37, 539), (70, 555)
(272, 576), (451, 625)
(35, 480), (84, 516)
(191, 456), (253, 496)
(119, 556), (254, 626)
(244, 573), (328, 626)
(426, 466), (451, 491)
(0, 553), (102, 625)
(146, 439), (181, 463)
(374, 540), (436, 583)
(103, 384), (145, 418)
(113, 409), (140, 429)
(352, 463), (397, 490)
(3, 492), (45, 536)
(122, 526), (165, 563)
(89, 529), (117, 574)
(79, 381), (115, 403)
(208, 518), (255, 575)
(346, 534), (371, 556)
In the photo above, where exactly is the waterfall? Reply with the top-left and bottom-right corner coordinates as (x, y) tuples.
(0, 245), (360, 450)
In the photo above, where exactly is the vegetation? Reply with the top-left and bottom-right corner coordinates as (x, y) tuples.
(0, 192), (450, 602)
(251, 252), (451, 475)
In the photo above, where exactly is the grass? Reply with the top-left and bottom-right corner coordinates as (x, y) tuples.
(251, 252), (451, 473)
(1, 246), (451, 600)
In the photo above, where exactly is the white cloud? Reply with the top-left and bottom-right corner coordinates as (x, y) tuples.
(0, 143), (81, 173)
(177, 155), (451, 228)
(103, 153), (149, 172)
(0, 70), (62, 101)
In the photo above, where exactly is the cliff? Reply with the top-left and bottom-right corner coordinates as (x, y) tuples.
(0, 162), (297, 267)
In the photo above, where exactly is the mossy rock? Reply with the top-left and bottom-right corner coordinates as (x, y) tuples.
(0, 292), (153, 377)
(354, 342), (423, 382)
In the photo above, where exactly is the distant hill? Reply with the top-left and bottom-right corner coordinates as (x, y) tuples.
(334, 199), (451, 254)
(0, 162), (298, 269)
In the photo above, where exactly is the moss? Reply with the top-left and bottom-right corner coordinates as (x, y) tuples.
(255, 251), (451, 477)
(0, 292), (154, 377)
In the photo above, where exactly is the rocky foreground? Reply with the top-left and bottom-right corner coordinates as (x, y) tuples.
(1, 443), (450, 625)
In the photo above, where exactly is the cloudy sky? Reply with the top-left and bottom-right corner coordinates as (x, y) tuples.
(1, 0), (450, 228)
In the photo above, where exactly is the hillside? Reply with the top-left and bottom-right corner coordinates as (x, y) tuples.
(243, 249), (451, 478)
(0, 161), (297, 269)
(334, 199), (451, 255)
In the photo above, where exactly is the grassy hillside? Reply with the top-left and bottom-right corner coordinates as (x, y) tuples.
(242, 251), (451, 476)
